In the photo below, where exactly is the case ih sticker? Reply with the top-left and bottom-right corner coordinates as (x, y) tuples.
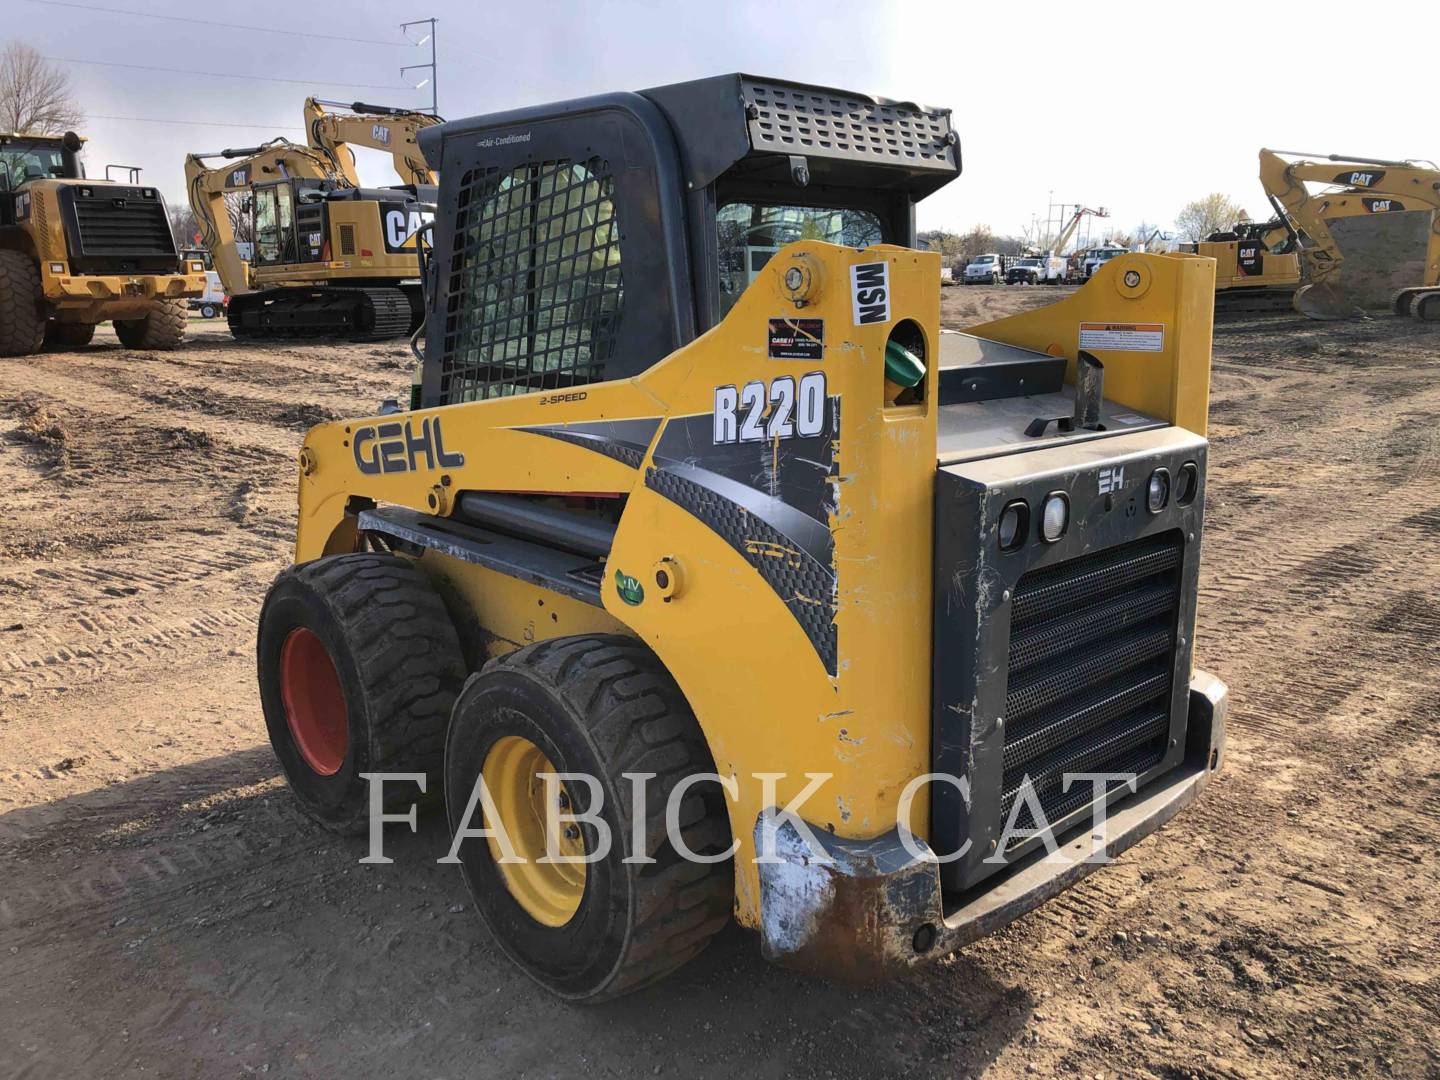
(850, 262), (890, 325)
(767, 318), (824, 361)
(714, 373), (827, 444)
(1078, 322), (1165, 353)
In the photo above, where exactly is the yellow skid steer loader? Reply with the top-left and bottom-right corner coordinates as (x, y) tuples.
(257, 75), (1228, 1000)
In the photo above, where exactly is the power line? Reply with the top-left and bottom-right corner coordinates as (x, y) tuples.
(21, 0), (414, 46)
(88, 114), (303, 130)
(49, 55), (416, 92)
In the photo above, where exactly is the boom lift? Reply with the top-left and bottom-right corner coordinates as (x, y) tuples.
(0, 130), (202, 355)
(256, 74), (1228, 1000)
(1047, 205), (1107, 281)
(1259, 148), (1440, 320)
(303, 98), (443, 187)
(185, 138), (429, 340)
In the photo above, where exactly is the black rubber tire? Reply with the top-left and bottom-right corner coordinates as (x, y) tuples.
(257, 554), (466, 834)
(200, 303), (218, 319)
(444, 634), (734, 1002)
(44, 320), (97, 349)
(114, 298), (187, 350)
(0, 249), (45, 357)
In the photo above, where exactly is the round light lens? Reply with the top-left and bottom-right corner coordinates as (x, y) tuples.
(1147, 469), (1170, 513)
(1040, 493), (1069, 542)
(998, 500), (1028, 551)
(1176, 462), (1198, 506)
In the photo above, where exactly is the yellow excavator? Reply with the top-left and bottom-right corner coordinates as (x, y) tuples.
(1187, 215), (1302, 314)
(185, 137), (429, 340)
(1259, 148), (1440, 320)
(303, 98), (443, 187)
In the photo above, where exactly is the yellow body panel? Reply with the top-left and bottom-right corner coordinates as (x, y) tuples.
(1195, 239), (1300, 291)
(18, 181), (203, 321)
(291, 241), (1213, 927)
(966, 252), (1217, 436)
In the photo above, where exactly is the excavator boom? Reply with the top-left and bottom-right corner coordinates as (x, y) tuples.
(1258, 148), (1440, 319)
(304, 97), (443, 187)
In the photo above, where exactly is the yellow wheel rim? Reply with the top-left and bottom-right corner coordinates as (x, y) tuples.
(481, 735), (587, 927)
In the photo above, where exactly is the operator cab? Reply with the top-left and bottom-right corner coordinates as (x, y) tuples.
(416, 74), (959, 406)
(0, 131), (83, 193)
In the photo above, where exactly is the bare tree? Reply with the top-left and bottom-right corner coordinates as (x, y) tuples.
(0, 42), (82, 134)
(167, 203), (201, 249)
(1175, 193), (1246, 242)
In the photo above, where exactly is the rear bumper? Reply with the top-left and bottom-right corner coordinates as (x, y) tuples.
(754, 670), (1227, 982)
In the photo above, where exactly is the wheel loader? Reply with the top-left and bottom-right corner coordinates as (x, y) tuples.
(0, 130), (204, 356)
(257, 74), (1229, 1000)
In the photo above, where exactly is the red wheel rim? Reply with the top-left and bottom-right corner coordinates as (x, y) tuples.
(279, 627), (348, 776)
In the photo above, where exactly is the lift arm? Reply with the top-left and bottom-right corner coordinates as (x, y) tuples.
(1258, 148), (1440, 291)
(303, 98), (443, 187)
(183, 139), (339, 297)
(1050, 205), (1109, 255)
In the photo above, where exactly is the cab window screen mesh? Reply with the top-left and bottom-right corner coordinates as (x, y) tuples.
(439, 157), (623, 403)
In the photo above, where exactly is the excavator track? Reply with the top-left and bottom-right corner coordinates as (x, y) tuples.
(1213, 286), (1299, 316)
(227, 286), (415, 342)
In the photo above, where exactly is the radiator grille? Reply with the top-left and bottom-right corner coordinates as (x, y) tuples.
(339, 224), (356, 256)
(1000, 531), (1183, 848)
(438, 157), (622, 404)
(71, 188), (175, 258)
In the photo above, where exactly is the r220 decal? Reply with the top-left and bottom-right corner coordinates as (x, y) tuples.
(714, 372), (827, 444)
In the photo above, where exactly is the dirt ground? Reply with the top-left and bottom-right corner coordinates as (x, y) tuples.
(2, 294), (1438, 1079)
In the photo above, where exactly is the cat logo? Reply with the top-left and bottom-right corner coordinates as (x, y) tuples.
(228, 165), (250, 188)
(1366, 198), (1395, 213)
(384, 209), (426, 250)
(1098, 465), (1125, 495)
(1340, 170), (1382, 188)
(353, 416), (465, 475)
(371, 123), (392, 146)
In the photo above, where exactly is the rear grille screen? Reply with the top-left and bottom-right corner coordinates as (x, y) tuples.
(741, 77), (955, 171)
(1000, 531), (1183, 847)
(438, 157), (623, 404)
(339, 224), (356, 256)
(72, 189), (175, 258)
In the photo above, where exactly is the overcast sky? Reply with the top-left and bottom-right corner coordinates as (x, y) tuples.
(17, 0), (1440, 241)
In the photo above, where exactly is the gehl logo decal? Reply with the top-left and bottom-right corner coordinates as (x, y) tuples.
(1098, 465), (1125, 494)
(353, 417), (465, 475)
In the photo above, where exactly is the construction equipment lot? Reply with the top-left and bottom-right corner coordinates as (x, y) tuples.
(1, 292), (1436, 1078)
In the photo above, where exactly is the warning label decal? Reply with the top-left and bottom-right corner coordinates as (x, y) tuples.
(1078, 322), (1165, 353)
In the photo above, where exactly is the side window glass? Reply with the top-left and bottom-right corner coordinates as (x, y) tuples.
(716, 203), (883, 316)
(439, 157), (622, 404)
(254, 188), (280, 264)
